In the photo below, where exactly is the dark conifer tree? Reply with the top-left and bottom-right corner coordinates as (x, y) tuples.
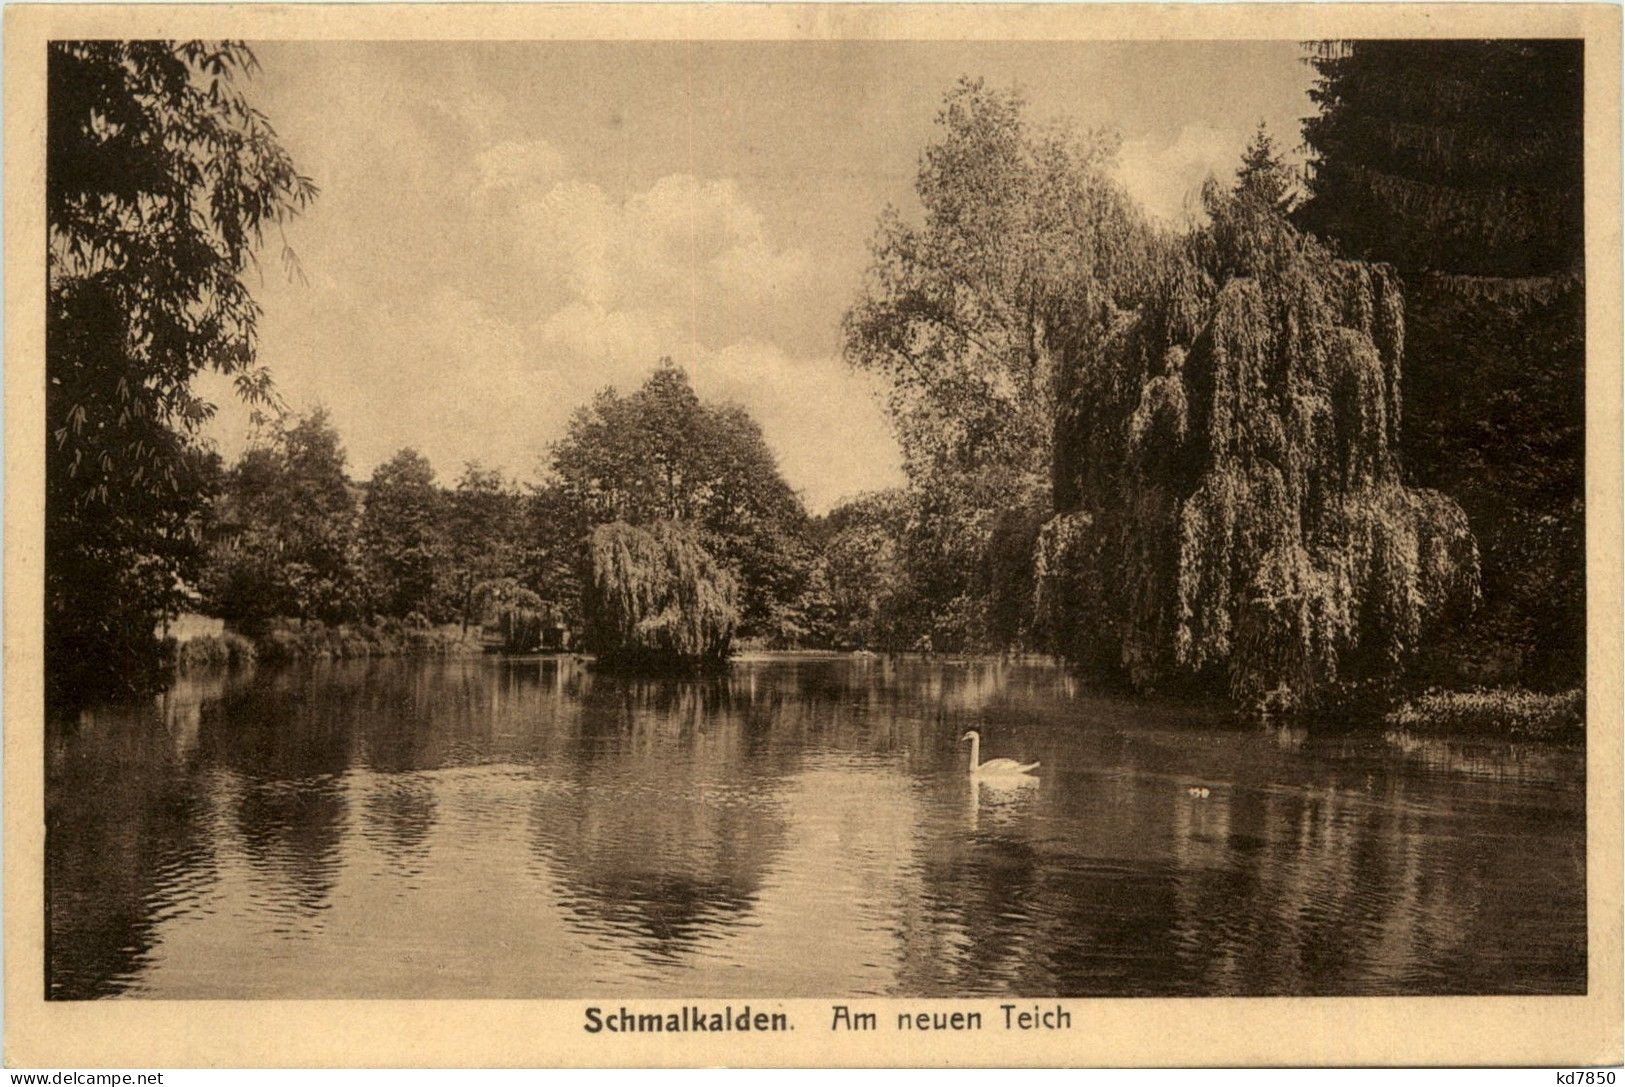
(1297, 39), (1583, 276)
(1297, 39), (1585, 689)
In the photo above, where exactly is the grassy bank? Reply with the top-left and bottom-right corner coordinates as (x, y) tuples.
(1385, 687), (1584, 743)
(167, 618), (484, 671)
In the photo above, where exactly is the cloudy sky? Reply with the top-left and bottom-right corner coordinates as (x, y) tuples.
(208, 41), (1313, 512)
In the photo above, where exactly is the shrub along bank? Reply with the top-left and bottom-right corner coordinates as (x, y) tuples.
(1384, 687), (1584, 743)
(166, 617), (483, 671)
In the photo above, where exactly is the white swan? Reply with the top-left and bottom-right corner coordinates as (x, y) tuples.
(961, 730), (1039, 777)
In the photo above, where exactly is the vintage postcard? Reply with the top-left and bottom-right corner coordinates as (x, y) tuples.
(4, 2), (1621, 1069)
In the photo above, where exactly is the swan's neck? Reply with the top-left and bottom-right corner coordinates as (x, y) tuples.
(968, 733), (980, 771)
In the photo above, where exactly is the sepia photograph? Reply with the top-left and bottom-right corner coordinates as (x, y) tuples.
(6, 2), (1621, 1069)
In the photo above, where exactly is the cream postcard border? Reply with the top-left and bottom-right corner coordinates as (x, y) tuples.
(4, 3), (1620, 1068)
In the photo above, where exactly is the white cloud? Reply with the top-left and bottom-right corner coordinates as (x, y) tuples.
(1115, 124), (1247, 225)
(489, 170), (885, 509)
(508, 172), (813, 319)
(526, 306), (903, 512)
(537, 301), (674, 367)
(220, 140), (894, 509)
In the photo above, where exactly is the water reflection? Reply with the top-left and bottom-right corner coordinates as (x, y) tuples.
(530, 672), (798, 969)
(46, 654), (1585, 999)
(47, 702), (214, 998)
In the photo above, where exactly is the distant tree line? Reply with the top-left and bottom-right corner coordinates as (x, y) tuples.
(184, 354), (1087, 667)
(198, 411), (534, 632)
(191, 363), (840, 657)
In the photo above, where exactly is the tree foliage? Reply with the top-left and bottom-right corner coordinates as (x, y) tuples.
(845, 76), (1150, 484)
(47, 40), (315, 705)
(813, 491), (911, 651)
(547, 361), (812, 640)
(843, 78), (1156, 650)
(442, 463), (525, 631)
(845, 78), (1154, 487)
(1297, 40), (1582, 276)
(202, 409), (361, 625)
(1038, 178), (1480, 713)
(473, 577), (550, 653)
(1298, 39), (1586, 689)
(523, 481), (590, 630)
(358, 448), (443, 619)
(583, 521), (738, 670)
(1235, 122), (1299, 215)
(1401, 272), (1585, 688)
(202, 436), (557, 636)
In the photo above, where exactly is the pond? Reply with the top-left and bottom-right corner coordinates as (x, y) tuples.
(46, 653), (1586, 999)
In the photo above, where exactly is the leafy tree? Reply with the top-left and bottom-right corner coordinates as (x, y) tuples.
(521, 480), (590, 628)
(1039, 160), (1479, 713)
(47, 40), (315, 705)
(806, 482), (1048, 653)
(1402, 271), (1584, 689)
(359, 449), (444, 618)
(547, 361), (811, 638)
(1234, 122), (1298, 214)
(472, 577), (549, 653)
(981, 495), (1051, 648)
(442, 463), (525, 632)
(202, 409), (361, 625)
(814, 491), (911, 650)
(583, 521), (738, 670)
(845, 78), (1154, 489)
(843, 79), (1155, 648)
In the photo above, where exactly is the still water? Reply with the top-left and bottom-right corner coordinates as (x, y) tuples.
(47, 653), (1585, 999)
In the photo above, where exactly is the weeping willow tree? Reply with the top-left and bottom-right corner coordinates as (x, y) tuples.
(1037, 169), (1480, 715)
(473, 578), (547, 653)
(583, 522), (738, 671)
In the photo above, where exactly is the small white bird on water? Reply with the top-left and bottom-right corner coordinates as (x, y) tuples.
(960, 730), (1040, 778)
